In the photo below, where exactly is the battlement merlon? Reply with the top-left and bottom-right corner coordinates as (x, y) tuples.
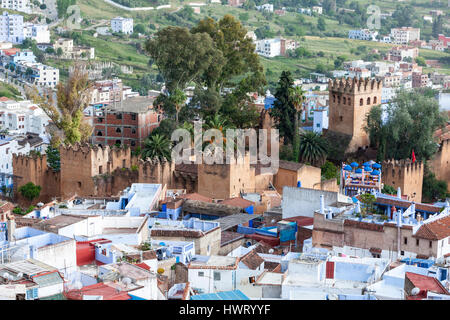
(382, 159), (424, 173)
(328, 77), (383, 94)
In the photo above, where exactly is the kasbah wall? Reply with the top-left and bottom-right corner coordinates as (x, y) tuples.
(382, 159), (424, 203)
(430, 139), (450, 191)
(12, 143), (181, 205)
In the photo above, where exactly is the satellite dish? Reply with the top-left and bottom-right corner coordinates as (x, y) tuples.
(411, 287), (420, 296)
(328, 294), (339, 300)
(268, 249), (274, 254)
(122, 277), (131, 286)
(271, 219), (276, 224)
(36, 202), (44, 207)
(2, 273), (9, 279)
(16, 272), (23, 278)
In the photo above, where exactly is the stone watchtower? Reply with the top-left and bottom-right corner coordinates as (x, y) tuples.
(328, 78), (383, 153)
(382, 159), (424, 203)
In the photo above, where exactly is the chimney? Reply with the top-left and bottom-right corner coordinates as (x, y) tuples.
(397, 187), (402, 199)
(397, 209), (402, 227)
(356, 201), (361, 214)
(320, 195), (325, 214)
(327, 209), (333, 220)
(7, 218), (15, 242)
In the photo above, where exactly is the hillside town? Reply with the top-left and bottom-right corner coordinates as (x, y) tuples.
(0, 0), (449, 303)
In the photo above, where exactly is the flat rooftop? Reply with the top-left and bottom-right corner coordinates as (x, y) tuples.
(255, 271), (283, 286)
(189, 255), (238, 269)
(1, 259), (57, 276)
(104, 96), (156, 114)
(101, 262), (155, 281)
(102, 227), (138, 234)
(35, 214), (88, 232)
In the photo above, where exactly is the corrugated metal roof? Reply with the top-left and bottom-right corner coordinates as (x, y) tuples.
(32, 271), (64, 287)
(190, 290), (250, 300)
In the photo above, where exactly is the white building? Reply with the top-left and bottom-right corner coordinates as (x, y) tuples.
(23, 23), (50, 44)
(111, 17), (133, 35)
(0, 12), (24, 44)
(312, 6), (322, 14)
(348, 29), (378, 41)
(0, 99), (50, 136)
(380, 36), (392, 43)
(313, 107), (328, 134)
(188, 255), (239, 294)
(0, 136), (28, 188)
(390, 27), (421, 44)
(255, 38), (281, 58)
(21, 62), (59, 88)
(0, 0), (31, 14)
(256, 4), (273, 12)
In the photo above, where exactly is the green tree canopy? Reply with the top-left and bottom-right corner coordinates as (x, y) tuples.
(365, 90), (447, 162)
(141, 134), (172, 161)
(298, 131), (328, 167)
(145, 26), (223, 93)
(270, 71), (296, 145)
(18, 182), (41, 202)
(27, 66), (93, 146)
(382, 184), (397, 195)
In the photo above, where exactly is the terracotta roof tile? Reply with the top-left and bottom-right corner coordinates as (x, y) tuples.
(178, 193), (212, 203)
(405, 272), (449, 296)
(414, 215), (450, 240)
(239, 249), (264, 270)
(220, 197), (255, 208)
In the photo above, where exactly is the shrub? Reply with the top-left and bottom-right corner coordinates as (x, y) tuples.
(13, 207), (24, 215)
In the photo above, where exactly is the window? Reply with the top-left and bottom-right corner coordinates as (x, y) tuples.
(429, 241), (432, 248)
(343, 97), (346, 105)
(99, 166), (103, 174)
(122, 159), (126, 168)
(131, 128), (136, 134)
(131, 140), (136, 146)
(213, 272), (221, 281)
(404, 237), (408, 245)
(360, 98), (364, 106)
(400, 250), (404, 256)
(116, 127), (121, 133)
(367, 97), (371, 105)
(416, 239), (419, 246)
(339, 116), (343, 121)
(131, 114), (136, 120)
(97, 131), (102, 136)
(333, 95), (336, 103)
(373, 97), (377, 104)
(337, 96), (341, 104)
(198, 272), (204, 277)
(116, 114), (122, 120)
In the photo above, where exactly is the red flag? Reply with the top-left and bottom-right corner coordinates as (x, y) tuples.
(412, 150), (416, 163)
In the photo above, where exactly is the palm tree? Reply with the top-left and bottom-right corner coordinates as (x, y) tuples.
(298, 131), (328, 167)
(141, 134), (172, 161)
(170, 88), (186, 125)
(289, 85), (306, 162)
(203, 114), (235, 151)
